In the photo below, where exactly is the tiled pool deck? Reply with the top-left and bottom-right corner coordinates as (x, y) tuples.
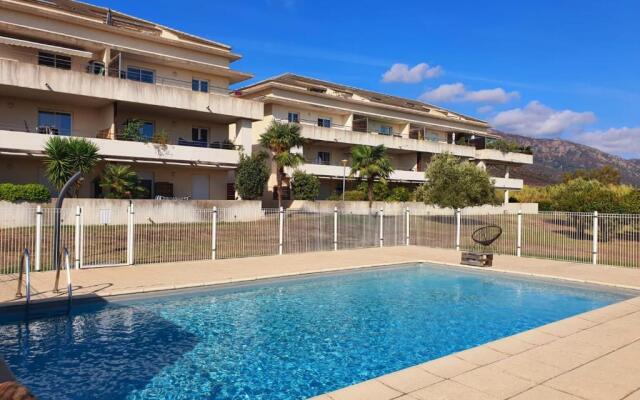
(2, 246), (640, 399)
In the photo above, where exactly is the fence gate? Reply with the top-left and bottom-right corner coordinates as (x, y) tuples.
(81, 206), (129, 268)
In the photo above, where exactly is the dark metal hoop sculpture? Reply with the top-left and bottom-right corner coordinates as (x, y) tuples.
(471, 225), (503, 247)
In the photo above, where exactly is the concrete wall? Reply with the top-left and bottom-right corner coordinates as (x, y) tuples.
(0, 199), (263, 227)
(271, 200), (539, 215)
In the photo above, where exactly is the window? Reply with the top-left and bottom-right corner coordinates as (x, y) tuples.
(38, 111), (72, 135)
(317, 118), (331, 128)
(192, 127), (209, 143)
(127, 66), (154, 83)
(316, 151), (331, 165)
(378, 125), (393, 136)
(192, 79), (209, 93)
(140, 121), (154, 140)
(288, 112), (300, 123)
(38, 52), (71, 70)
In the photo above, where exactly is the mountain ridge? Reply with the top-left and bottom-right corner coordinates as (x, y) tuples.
(492, 131), (640, 187)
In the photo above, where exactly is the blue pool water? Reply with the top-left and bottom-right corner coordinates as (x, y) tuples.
(0, 264), (632, 399)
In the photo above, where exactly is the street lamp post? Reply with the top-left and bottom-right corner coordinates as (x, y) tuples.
(341, 159), (348, 202)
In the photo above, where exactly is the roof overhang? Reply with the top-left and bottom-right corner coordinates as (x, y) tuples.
(0, 34), (93, 58)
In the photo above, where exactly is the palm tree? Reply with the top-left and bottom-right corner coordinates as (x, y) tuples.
(350, 144), (394, 208)
(100, 164), (144, 199)
(43, 137), (100, 197)
(259, 121), (306, 208)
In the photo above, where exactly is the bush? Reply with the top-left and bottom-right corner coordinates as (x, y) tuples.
(291, 171), (320, 200)
(328, 190), (367, 201)
(235, 152), (269, 200)
(550, 178), (624, 213)
(387, 187), (412, 202)
(0, 183), (51, 203)
(486, 139), (533, 155)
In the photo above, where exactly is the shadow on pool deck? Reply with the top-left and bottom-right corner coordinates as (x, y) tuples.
(0, 298), (200, 400)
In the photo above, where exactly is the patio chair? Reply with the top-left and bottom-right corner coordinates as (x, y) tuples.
(461, 225), (502, 267)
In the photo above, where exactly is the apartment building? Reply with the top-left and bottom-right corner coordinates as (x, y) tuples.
(0, 0), (262, 199)
(237, 74), (533, 202)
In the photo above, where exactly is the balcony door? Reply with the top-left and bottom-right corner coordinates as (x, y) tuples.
(192, 175), (210, 200)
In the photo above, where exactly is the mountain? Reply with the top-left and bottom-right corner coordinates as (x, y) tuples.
(492, 131), (640, 187)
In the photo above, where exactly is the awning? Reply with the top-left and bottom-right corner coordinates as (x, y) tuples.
(0, 35), (93, 58)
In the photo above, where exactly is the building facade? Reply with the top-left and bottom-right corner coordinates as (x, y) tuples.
(237, 74), (532, 202)
(0, 0), (262, 199)
(0, 1), (532, 203)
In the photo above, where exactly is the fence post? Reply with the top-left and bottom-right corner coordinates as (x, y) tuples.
(379, 208), (384, 247)
(592, 211), (598, 265)
(405, 207), (410, 246)
(211, 207), (217, 260)
(455, 208), (461, 251)
(278, 206), (284, 255)
(127, 203), (135, 265)
(333, 207), (338, 251)
(516, 210), (522, 257)
(35, 205), (42, 271)
(74, 206), (82, 269)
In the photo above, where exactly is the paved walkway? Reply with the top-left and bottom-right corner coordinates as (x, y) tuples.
(2, 246), (640, 399)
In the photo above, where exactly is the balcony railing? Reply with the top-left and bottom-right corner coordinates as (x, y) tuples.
(0, 123), (240, 151)
(101, 68), (231, 95)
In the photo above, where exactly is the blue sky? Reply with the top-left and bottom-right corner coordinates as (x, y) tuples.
(92, 0), (640, 158)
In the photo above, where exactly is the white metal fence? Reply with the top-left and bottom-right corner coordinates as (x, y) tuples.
(1, 206), (639, 274)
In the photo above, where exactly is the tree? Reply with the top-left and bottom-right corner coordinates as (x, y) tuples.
(43, 136), (99, 197)
(99, 164), (145, 199)
(421, 152), (496, 209)
(259, 121), (306, 208)
(387, 187), (412, 202)
(550, 178), (624, 213)
(563, 166), (621, 185)
(235, 152), (269, 200)
(291, 170), (320, 200)
(349, 145), (394, 208)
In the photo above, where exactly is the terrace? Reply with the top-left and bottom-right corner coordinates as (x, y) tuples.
(1, 247), (639, 399)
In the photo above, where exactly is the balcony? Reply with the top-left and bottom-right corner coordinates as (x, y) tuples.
(476, 149), (533, 165)
(491, 177), (524, 190)
(281, 119), (477, 158)
(0, 59), (263, 121)
(286, 163), (427, 182)
(0, 130), (240, 167)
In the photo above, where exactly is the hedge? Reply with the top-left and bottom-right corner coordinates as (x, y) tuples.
(0, 183), (51, 203)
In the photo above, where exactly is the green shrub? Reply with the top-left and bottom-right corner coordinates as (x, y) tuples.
(0, 183), (51, 203)
(486, 139), (533, 155)
(235, 152), (269, 200)
(291, 170), (320, 200)
(387, 187), (412, 202)
(550, 178), (624, 213)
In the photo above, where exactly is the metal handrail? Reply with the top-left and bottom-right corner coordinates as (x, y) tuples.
(15, 249), (30, 306)
(63, 247), (73, 305)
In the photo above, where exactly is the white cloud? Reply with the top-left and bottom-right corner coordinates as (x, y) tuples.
(382, 63), (443, 83)
(419, 82), (519, 104)
(572, 127), (640, 158)
(491, 101), (596, 137)
(477, 105), (494, 114)
(419, 83), (465, 102)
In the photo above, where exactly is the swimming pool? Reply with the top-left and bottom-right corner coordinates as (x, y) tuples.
(0, 263), (632, 399)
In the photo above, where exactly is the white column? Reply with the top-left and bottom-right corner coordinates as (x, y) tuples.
(234, 119), (253, 155)
(211, 207), (217, 260)
(278, 206), (284, 255)
(592, 211), (598, 265)
(504, 166), (511, 205)
(516, 210), (522, 257)
(127, 203), (135, 265)
(333, 206), (338, 251)
(405, 207), (410, 246)
(455, 208), (461, 251)
(74, 206), (82, 269)
(379, 208), (384, 247)
(35, 206), (42, 271)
